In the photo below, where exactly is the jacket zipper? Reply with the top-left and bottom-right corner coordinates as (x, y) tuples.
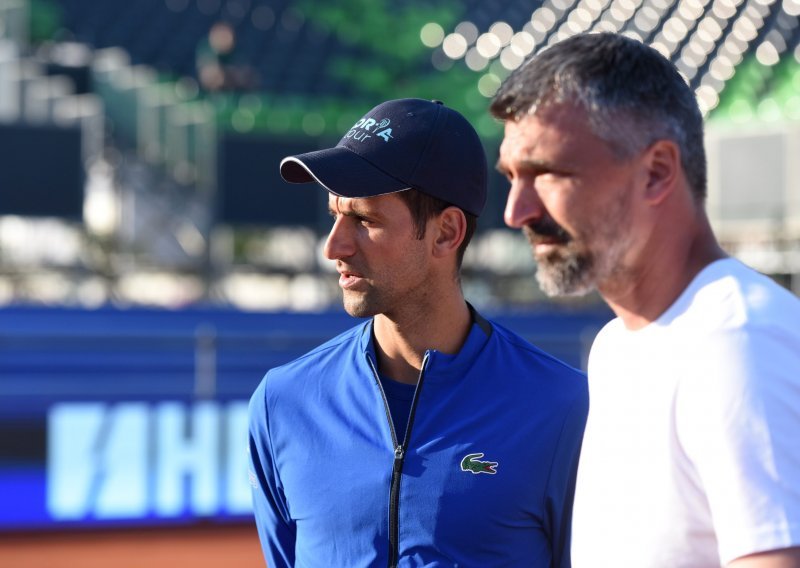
(366, 351), (431, 568)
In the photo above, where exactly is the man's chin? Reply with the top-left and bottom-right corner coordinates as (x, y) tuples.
(342, 296), (379, 319)
(535, 263), (596, 298)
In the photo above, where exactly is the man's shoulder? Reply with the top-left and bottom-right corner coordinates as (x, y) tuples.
(666, 261), (800, 403)
(264, 321), (369, 385)
(248, 321), (370, 427)
(470, 318), (589, 435)
(688, 258), (800, 332)
(487, 318), (588, 389)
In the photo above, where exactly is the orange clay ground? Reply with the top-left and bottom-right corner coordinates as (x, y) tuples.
(0, 523), (265, 568)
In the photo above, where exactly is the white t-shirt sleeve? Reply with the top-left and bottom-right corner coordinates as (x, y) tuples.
(676, 325), (800, 565)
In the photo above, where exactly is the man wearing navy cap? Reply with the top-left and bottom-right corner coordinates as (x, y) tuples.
(248, 98), (588, 567)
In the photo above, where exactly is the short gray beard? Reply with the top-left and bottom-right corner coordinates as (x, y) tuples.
(535, 251), (595, 297)
(534, 223), (634, 298)
(531, 189), (634, 298)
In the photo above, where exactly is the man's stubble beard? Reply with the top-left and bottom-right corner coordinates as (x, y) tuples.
(341, 288), (383, 319)
(530, 191), (634, 298)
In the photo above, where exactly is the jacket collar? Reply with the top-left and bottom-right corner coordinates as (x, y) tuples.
(358, 305), (493, 385)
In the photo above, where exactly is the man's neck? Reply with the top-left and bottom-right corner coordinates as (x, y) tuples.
(372, 295), (472, 385)
(602, 214), (726, 330)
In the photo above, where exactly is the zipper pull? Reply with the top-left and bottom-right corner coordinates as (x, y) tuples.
(394, 445), (404, 460)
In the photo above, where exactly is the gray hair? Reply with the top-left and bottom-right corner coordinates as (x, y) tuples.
(490, 32), (707, 200)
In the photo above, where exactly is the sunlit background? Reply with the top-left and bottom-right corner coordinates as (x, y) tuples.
(0, 0), (797, 309)
(0, 0), (798, 565)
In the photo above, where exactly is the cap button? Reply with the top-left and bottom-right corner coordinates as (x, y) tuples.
(431, 99), (444, 105)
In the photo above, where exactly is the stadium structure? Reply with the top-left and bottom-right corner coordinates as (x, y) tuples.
(0, 0), (797, 311)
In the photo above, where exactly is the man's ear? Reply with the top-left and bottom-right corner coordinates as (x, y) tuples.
(431, 206), (467, 259)
(643, 139), (680, 205)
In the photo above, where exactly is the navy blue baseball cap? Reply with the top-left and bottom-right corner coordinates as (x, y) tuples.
(279, 98), (487, 217)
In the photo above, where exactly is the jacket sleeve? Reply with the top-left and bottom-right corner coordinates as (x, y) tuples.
(248, 375), (296, 567)
(545, 387), (590, 568)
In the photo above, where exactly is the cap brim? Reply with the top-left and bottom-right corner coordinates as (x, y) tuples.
(279, 146), (411, 199)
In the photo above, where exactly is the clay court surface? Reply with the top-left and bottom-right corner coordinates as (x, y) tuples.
(0, 524), (264, 568)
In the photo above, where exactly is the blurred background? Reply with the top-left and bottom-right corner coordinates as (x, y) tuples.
(0, 0), (797, 565)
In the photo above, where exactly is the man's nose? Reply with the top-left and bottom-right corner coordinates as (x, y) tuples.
(504, 179), (545, 229)
(323, 217), (355, 260)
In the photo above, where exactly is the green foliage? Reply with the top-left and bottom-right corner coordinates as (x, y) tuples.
(712, 55), (800, 123)
(28, 0), (63, 43)
(194, 0), (503, 142)
(290, 0), (500, 140)
(302, 0), (455, 62)
(299, 1), (458, 98)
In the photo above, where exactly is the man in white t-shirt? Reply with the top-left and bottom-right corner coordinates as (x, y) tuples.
(491, 32), (800, 567)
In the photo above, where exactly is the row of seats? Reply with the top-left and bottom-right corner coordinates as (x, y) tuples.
(47, 0), (800, 133)
(54, 0), (387, 97)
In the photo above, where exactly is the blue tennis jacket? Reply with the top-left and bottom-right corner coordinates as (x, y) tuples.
(248, 312), (588, 567)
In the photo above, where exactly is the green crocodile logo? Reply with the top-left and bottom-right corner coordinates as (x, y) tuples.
(460, 452), (498, 475)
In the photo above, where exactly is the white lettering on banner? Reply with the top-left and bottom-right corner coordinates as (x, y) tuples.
(95, 404), (149, 518)
(155, 401), (219, 516)
(226, 402), (253, 514)
(46, 401), (252, 521)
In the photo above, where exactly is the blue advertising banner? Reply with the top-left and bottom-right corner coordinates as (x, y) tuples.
(0, 305), (610, 531)
(1, 400), (251, 530)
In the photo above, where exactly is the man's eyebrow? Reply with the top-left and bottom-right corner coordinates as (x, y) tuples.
(496, 157), (560, 174)
(328, 201), (380, 218)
